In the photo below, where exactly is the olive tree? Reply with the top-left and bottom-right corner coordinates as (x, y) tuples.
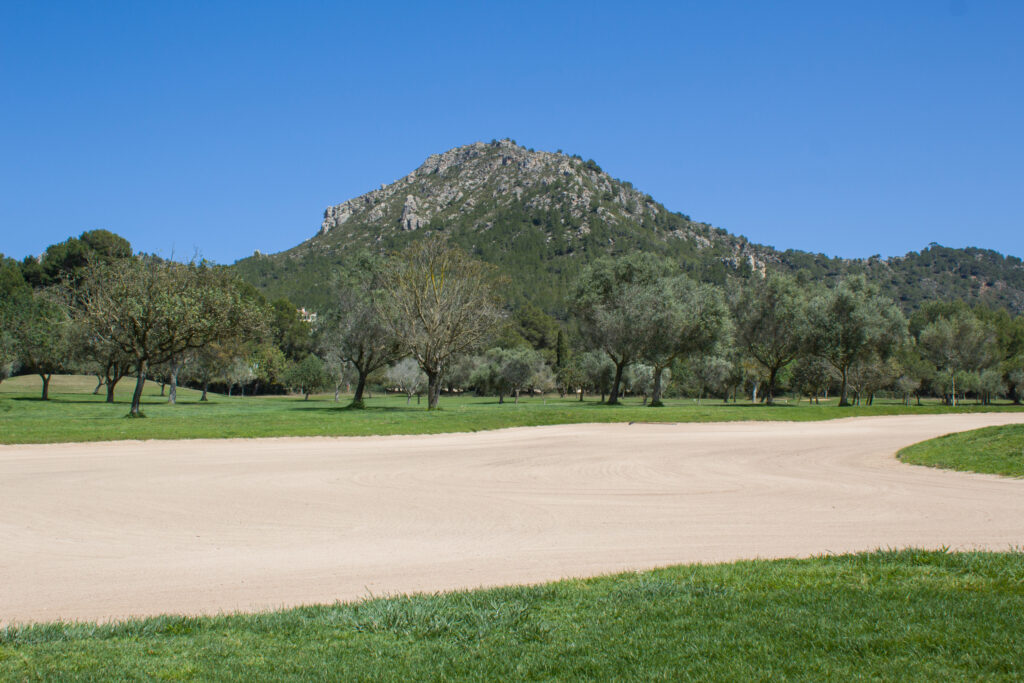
(732, 274), (807, 405)
(387, 357), (427, 405)
(320, 256), (400, 408)
(634, 275), (731, 406)
(806, 276), (907, 406)
(377, 238), (502, 410)
(572, 254), (668, 405)
(917, 311), (997, 406)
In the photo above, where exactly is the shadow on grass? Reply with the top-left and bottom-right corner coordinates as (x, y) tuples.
(289, 403), (427, 414)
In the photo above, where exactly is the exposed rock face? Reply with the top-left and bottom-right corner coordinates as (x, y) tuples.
(312, 138), (771, 273)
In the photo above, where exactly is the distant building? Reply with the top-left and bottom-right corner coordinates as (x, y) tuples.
(298, 307), (318, 324)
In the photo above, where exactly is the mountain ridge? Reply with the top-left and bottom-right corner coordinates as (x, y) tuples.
(234, 139), (1024, 315)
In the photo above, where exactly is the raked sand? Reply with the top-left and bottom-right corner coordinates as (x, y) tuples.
(2, 413), (1024, 624)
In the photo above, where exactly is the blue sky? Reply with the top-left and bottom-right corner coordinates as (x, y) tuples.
(2, 1), (1021, 263)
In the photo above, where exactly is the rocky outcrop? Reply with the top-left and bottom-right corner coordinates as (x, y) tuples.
(310, 138), (772, 271)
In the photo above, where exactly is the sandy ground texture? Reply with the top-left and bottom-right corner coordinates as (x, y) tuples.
(2, 413), (1024, 624)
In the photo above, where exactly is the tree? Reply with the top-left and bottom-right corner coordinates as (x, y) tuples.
(75, 257), (258, 416)
(320, 257), (400, 408)
(806, 276), (907, 406)
(182, 342), (233, 401)
(579, 350), (615, 402)
(0, 278), (24, 385)
(268, 298), (314, 361)
(378, 238), (503, 410)
(23, 229), (132, 288)
(467, 350), (504, 402)
(918, 311), (997, 406)
(634, 275), (730, 406)
(9, 290), (71, 399)
(69, 320), (134, 403)
(791, 356), (832, 404)
(386, 358), (427, 405)
(497, 347), (548, 403)
(284, 354), (330, 400)
(630, 363), (654, 405)
(731, 274), (807, 405)
(682, 355), (731, 404)
(844, 355), (898, 405)
(225, 356), (256, 397)
(572, 254), (668, 405)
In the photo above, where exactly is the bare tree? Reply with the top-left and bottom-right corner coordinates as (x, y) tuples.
(377, 238), (502, 410)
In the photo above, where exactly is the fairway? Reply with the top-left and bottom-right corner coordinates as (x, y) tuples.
(2, 413), (1024, 625)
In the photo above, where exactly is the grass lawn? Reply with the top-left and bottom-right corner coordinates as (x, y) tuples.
(898, 424), (1024, 478)
(1, 549), (1021, 680)
(2, 374), (1023, 444)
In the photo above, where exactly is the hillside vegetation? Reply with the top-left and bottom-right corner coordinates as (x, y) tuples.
(233, 139), (1024, 315)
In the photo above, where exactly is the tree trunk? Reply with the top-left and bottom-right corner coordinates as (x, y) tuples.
(607, 362), (625, 405)
(406, 394), (412, 405)
(766, 367), (778, 406)
(159, 381), (165, 397)
(39, 373), (50, 400)
(93, 375), (104, 395)
(304, 391), (310, 401)
(498, 392), (504, 404)
(351, 371), (367, 408)
(426, 370), (441, 410)
(201, 381), (209, 402)
(106, 377), (120, 403)
(579, 388), (584, 401)
(334, 387), (340, 402)
(950, 375), (957, 407)
(650, 366), (666, 407)
(130, 361), (148, 417)
(838, 368), (850, 407)
(167, 362), (181, 405)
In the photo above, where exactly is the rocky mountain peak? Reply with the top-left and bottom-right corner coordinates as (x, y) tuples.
(317, 139), (664, 241)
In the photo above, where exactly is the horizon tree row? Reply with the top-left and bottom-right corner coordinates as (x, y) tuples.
(3, 230), (1024, 409)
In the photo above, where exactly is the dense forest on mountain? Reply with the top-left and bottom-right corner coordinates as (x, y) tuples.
(232, 140), (1024, 317)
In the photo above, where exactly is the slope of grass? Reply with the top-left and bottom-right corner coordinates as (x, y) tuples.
(898, 424), (1024, 478)
(2, 374), (1022, 445)
(1, 550), (1022, 680)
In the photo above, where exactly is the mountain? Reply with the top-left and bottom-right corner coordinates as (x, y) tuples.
(233, 139), (1024, 316)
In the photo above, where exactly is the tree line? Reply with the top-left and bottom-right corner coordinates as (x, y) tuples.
(2, 230), (1024, 411)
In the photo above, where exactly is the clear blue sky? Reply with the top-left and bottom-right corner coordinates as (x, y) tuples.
(2, 1), (1021, 264)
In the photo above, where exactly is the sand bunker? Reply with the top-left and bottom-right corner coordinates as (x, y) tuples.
(2, 413), (1023, 624)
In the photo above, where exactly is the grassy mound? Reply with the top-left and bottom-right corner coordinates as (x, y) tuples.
(1, 549), (1022, 680)
(899, 424), (1024, 478)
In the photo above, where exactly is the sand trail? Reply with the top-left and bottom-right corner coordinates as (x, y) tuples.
(2, 413), (1023, 624)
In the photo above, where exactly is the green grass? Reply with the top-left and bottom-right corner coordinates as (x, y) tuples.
(2, 374), (1022, 444)
(898, 424), (1024, 478)
(1, 549), (1022, 681)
